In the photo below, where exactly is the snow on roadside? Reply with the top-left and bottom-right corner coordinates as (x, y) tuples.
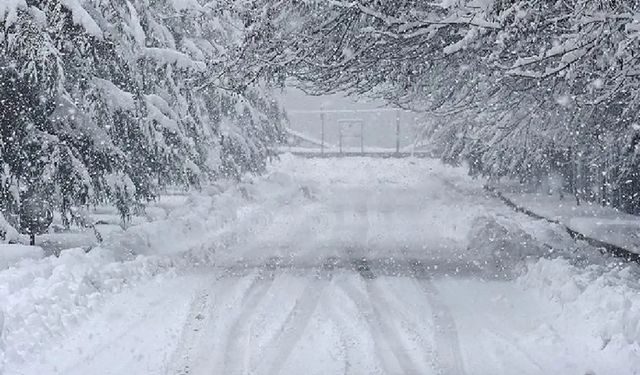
(465, 201), (640, 371)
(501, 188), (640, 255)
(3, 155), (640, 373)
(0, 248), (176, 369)
(0, 245), (44, 270)
(0, 169), (309, 370)
(518, 257), (640, 372)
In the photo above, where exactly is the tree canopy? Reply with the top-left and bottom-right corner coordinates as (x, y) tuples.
(240, 0), (640, 212)
(0, 0), (285, 231)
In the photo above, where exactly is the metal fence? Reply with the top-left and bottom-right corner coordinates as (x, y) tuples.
(287, 108), (417, 154)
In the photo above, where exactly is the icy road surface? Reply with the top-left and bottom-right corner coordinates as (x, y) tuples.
(12, 156), (639, 375)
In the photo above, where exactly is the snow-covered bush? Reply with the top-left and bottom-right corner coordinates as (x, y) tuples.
(468, 215), (545, 277)
(105, 172), (137, 226)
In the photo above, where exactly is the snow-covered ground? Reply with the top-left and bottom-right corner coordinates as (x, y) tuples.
(500, 189), (640, 254)
(2, 155), (640, 374)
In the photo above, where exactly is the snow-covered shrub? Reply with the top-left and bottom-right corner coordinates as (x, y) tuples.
(468, 215), (545, 277)
(105, 172), (137, 226)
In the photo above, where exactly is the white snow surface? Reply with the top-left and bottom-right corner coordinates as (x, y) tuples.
(144, 47), (206, 71)
(92, 78), (136, 111)
(60, 0), (103, 39)
(503, 188), (640, 254)
(0, 0), (25, 26)
(0, 245), (43, 269)
(2, 155), (640, 374)
(171, 0), (203, 12)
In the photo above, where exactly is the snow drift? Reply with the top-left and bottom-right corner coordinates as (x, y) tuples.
(0, 166), (310, 369)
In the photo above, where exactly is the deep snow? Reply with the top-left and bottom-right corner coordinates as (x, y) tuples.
(503, 188), (640, 254)
(2, 155), (640, 374)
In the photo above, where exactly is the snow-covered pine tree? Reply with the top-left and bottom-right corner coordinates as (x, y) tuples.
(0, 0), (284, 239)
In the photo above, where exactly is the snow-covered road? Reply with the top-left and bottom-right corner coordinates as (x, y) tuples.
(9, 156), (640, 375)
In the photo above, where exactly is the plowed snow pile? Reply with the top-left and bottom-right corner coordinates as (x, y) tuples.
(519, 257), (640, 373)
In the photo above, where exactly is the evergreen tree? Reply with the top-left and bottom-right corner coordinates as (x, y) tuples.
(0, 0), (284, 238)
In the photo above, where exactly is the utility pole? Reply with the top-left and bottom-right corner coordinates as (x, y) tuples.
(395, 110), (401, 154)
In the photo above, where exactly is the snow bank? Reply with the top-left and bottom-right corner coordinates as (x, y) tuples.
(502, 188), (640, 254)
(519, 257), (640, 372)
(0, 248), (175, 368)
(0, 167), (305, 369)
(0, 245), (43, 269)
(112, 194), (216, 257)
(100, 170), (308, 259)
(0, 212), (210, 368)
(0, 201), (201, 366)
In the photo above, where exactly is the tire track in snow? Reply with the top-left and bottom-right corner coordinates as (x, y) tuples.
(343, 196), (424, 374)
(168, 269), (244, 375)
(339, 279), (399, 374)
(345, 197), (420, 373)
(481, 327), (545, 374)
(412, 263), (466, 375)
(342, 261), (423, 375)
(222, 265), (278, 374)
(167, 282), (213, 375)
(323, 294), (356, 375)
(255, 265), (333, 375)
